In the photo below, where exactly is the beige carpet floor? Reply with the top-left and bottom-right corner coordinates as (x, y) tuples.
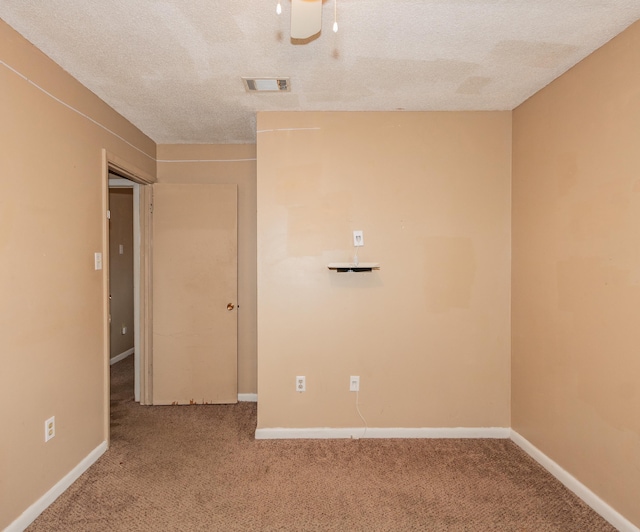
(28, 356), (615, 531)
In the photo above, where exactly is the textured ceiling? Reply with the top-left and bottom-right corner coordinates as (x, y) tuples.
(1, 1), (639, 144)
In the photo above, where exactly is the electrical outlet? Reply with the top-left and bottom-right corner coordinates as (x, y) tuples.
(296, 376), (306, 392)
(121, 325), (127, 335)
(350, 376), (360, 392)
(353, 230), (364, 247)
(45, 416), (55, 442)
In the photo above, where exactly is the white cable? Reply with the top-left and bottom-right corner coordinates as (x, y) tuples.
(355, 389), (368, 439)
(1, 59), (154, 162)
(256, 127), (321, 134)
(156, 158), (256, 163)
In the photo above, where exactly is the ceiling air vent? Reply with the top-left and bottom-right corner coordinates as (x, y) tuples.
(242, 77), (290, 92)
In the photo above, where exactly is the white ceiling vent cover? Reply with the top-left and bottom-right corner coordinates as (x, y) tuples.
(242, 78), (290, 92)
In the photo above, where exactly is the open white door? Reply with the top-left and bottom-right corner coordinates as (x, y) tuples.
(152, 184), (238, 404)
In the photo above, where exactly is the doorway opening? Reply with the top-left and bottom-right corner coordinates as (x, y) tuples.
(108, 177), (139, 401)
(102, 150), (155, 443)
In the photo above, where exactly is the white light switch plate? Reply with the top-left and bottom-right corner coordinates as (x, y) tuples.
(94, 252), (103, 270)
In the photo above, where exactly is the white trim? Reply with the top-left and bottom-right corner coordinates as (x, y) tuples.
(110, 347), (134, 366)
(255, 426), (510, 440)
(108, 177), (134, 188)
(5, 441), (108, 532)
(238, 393), (258, 402)
(132, 183), (141, 402)
(510, 430), (639, 532)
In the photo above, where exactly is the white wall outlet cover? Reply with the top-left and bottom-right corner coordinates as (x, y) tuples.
(353, 230), (364, 247)
(296, 376), (306, 392)
(94, 252), (103, 270)
(350, 375), (360, 391)
(45, 416), (55, 442)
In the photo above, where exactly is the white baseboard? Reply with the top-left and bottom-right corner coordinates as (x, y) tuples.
(110, 347), (134, 365)
(510, 430), (639, 532)
(6, 441), (108, 532)
(238, 393), (258, 402)
(255, 426), (510, 440)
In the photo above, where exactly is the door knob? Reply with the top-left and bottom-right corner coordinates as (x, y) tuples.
(227, 303), (235, 311)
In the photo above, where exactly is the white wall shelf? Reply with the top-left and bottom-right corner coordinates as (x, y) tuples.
(327, 262), (380, 273)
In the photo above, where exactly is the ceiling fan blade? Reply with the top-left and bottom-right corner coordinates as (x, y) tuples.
(290, 0), (322, 39)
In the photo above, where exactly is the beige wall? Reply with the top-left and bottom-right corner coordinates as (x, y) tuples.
(108, 188), (135, 360)
(256, 112), (512, 430)
(512, 21), (640, 527)
(0, 20), (155, 529)
(157, 144), (257, 394)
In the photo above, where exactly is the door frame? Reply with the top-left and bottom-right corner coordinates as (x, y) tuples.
(102, 150), (156, 443)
